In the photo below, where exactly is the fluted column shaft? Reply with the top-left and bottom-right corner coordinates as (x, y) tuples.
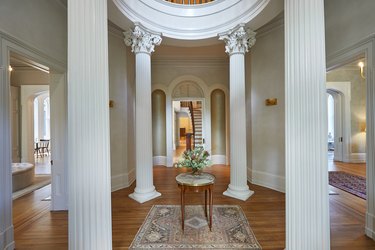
(228, 54), (248, 190)
(135, 53), (155, 193)
(124, 24), (162, 203)
(219, 24), (256, 201)
(0, 61), (15, 249)
(68, 0), (112, 249)
(285, 0), (330, 249)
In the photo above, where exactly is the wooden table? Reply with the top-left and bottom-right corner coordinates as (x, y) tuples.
(176, 172), (215, 231)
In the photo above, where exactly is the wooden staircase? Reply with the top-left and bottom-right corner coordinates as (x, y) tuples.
(192, 105), (203, 146)
(180, 101), (203, 148)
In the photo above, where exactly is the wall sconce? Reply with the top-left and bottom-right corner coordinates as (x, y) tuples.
(109, 100), (114, 108)
(358, 61), (365, 79)
(360, 122), (366, 133)
(8, 65), (13, 72)
(265, 98), (277, 106)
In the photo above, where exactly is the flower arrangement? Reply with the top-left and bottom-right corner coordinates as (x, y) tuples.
(175, 146), (211, 174)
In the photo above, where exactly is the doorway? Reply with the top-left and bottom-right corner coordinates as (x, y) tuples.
(172, 100), (204, 161)
(9, 52), (52, 199)
(327, 56), (368, 243)
(4, 44), (68, 211)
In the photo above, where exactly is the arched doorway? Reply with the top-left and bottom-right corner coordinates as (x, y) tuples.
(171, 81), (206, 160)
(326, 83), (351, 162)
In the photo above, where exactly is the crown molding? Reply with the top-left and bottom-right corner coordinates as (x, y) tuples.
(108, 21), (125, 39)
(255, 12), (284, 38)
(152, 58), (228, 67)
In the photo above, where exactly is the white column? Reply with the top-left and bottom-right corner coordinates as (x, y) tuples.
(68, 0), (112, 249)
(124, 23), (162, 203)
(0, 56), (15, 249)
(366, 40), (375, 239)
(219, 24), (256, 201)
(285, 0), (330, 249)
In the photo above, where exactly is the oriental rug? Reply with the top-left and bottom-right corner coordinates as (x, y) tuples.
(329, 171), (366, 199)
(129, 205), (262, 249)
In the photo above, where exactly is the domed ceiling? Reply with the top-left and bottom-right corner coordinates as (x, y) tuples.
(108, 0), (283, 47)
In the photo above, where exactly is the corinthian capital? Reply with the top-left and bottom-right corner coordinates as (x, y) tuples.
(124, 23), (162, 54)
(219, 24), (256, 55)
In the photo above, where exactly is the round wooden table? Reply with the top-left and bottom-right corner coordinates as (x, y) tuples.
(176, 172), (215, 232)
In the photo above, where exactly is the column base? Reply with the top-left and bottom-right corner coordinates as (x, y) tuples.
(366, 212), (375, 240)
(223, 184), (254, 201)
(129, 189), (161, 204)
(0, 225), (15, 250)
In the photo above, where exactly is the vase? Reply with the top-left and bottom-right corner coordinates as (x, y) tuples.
(191, 169), (203, 176)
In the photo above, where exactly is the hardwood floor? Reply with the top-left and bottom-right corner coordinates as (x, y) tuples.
(12, 161), (375, 249)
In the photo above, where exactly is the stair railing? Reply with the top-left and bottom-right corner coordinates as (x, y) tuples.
(164, 0), (214, 5)
(188, 101), (196, 148)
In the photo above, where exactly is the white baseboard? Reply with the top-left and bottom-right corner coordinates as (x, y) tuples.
(0, 225), (15, 250)
(167, 156), (174, 167)
(349, 153), (366, 163)
(248, 168), (285, 193)
(153, 156), (167, 166)
(111, 168), (135, 192)
(366, 212), (375, 240)
(211, 155), (226, 165)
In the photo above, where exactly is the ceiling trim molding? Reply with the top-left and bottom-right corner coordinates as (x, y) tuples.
(152, 58), (228, 67)
(108, 21), (124, 39)
(112, 0), (279, 41)
(255, 12), (284, 39)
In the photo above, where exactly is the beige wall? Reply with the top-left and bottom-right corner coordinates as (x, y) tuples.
(179, 116), (191, 133)
(325, 0), (375, 57)
(11, 70), (49, 86)
(152, 44), (228, 88)
(108, 29), (135, 190)
(211, 89), (226, 155)
(0, 0), (67, 63)
(249, 23), (285, 192)
(152, 90), (167, 156)
(327, 68), (366, 153)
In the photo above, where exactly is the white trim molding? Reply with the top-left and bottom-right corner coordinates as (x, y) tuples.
(350, 153), (366, 163)
(211, 155), (227, 165)
(0, 226), (15, 250)
(248, 168), (285, 193)
(111, 168), (136, 192)
(153, 156), (167, 166)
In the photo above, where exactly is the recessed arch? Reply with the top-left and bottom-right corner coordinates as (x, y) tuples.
(172, 80), (204, 99)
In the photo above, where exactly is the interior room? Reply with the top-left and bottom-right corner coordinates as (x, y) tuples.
(9, 52), (52, 200)
(1, 0), (375, 249)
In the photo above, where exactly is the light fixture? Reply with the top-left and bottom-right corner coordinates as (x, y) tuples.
(358, 61), (365, 79)
(8, 65), (13, 72)
(360, 121), (366, 133)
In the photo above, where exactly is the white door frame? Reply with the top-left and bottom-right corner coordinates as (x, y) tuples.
(326, 35), (375, 240)
(1, 34), (67, 211)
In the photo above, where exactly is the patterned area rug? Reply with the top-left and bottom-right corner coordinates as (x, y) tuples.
(329, 171), (366, 199)
(129, 205), (262, 249)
